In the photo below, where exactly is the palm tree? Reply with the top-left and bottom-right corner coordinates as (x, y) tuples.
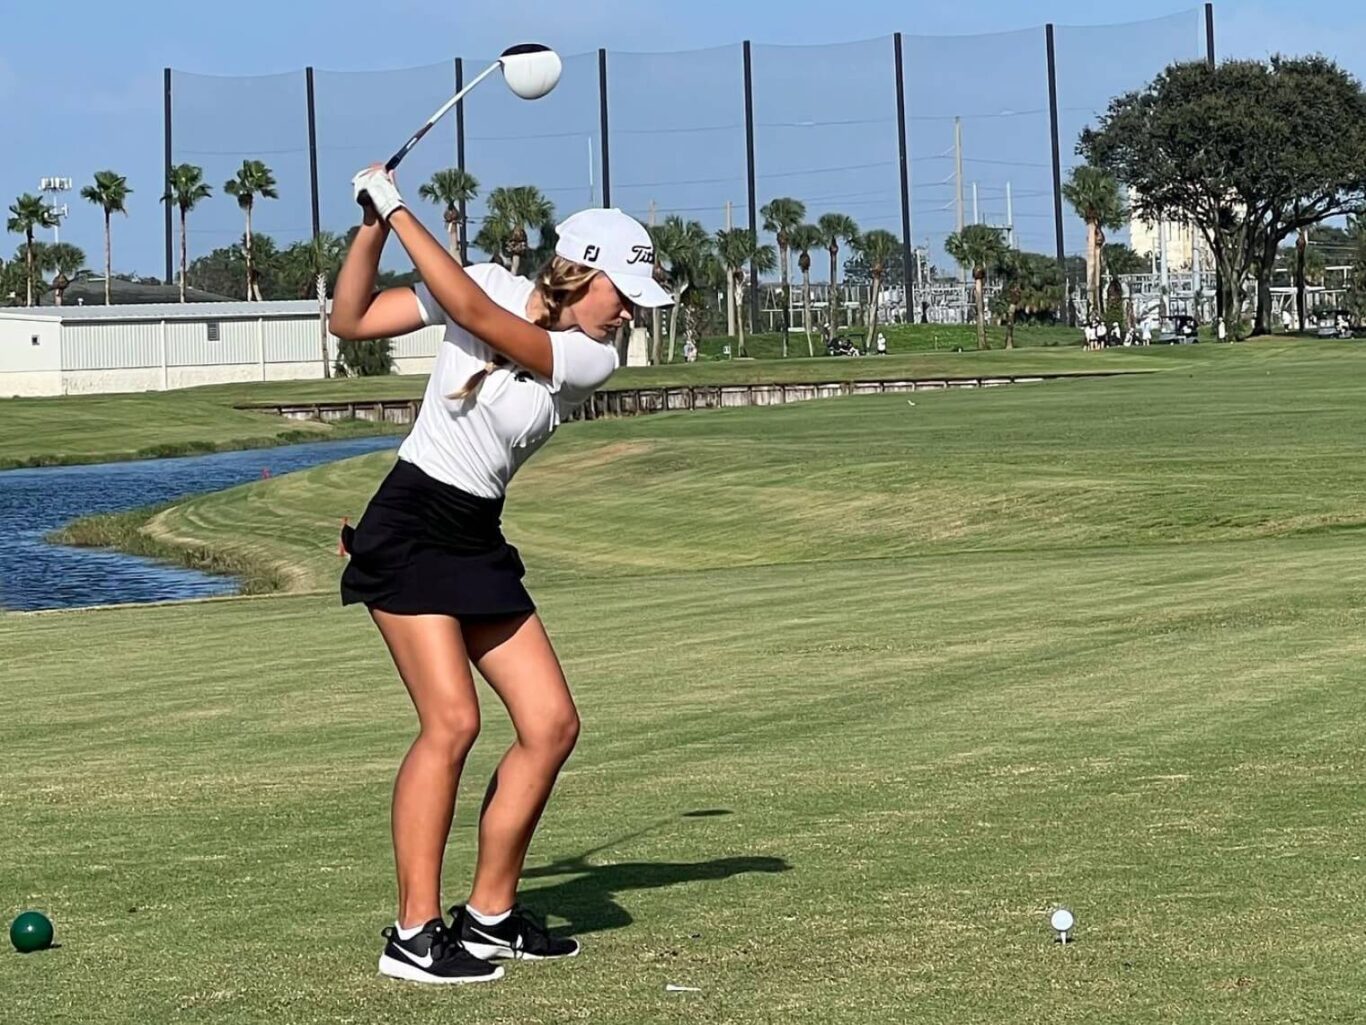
(716, 228), (777, 357)
(486, 186), (554, 275)
(472, 217), (511, 268)
(224, 160), (279, 300)
(790, 224), (823, 356)
(6, 195), (58, 307)
(761, 197), (806, 357)
(300, 232), (347, 377)
(1061, 166), (1125, 319)
(816, 213), (859, 337)
(650, 216), (714, 362)
(79, 171), (133, 305)
(162, 164), (213, 302)
(45, 242), (87, 306)
(418, 168), (480, 264)
(992, 249), (1026, 350)
(945, 224), (1008, 350)
(852, 230), (900, 359)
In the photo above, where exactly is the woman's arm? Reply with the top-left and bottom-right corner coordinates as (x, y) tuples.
(386, 207), (555, 378)
(329, 212), (427, 341)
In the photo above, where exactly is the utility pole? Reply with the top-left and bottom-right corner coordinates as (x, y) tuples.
(1006, 181), (1015, 248)
(40, 177), (71, 244)
(588, 137), (595, 207)
(955, 116), (965, 283)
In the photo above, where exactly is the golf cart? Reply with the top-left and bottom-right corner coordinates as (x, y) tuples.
(1157, 314), (1200, 344)
(1312, 309), (1356, 339)
(825, 334), (863, 357)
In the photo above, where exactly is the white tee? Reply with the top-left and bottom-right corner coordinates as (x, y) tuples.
(396, 263), (619, 498)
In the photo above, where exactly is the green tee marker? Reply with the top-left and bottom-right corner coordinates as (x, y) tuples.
(10, 911), (54, 953)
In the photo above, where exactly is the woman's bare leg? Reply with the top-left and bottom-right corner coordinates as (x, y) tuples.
(460, 613), (580, 914)
(371, 609), (482, 927)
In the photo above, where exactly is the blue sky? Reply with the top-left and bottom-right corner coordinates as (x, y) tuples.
(2, 1), (1363, 280)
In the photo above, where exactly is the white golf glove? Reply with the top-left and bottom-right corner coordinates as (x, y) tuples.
(353, 167), (405, 222)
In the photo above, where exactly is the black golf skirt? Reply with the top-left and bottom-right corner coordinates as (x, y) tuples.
(339, 457), (535, 618)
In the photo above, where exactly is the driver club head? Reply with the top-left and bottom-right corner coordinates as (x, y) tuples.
(498, 43), (563, 100)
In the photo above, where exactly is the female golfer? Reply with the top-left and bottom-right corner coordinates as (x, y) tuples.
(331, 166), (671, 985)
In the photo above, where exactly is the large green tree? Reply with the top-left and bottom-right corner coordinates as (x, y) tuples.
(163, 164), (213, 302)
(224, 160), (279, 300)
(6, 194), (58, 306)
(1082, 56), (1366, 336)
(188, 234), (281, 299)
(80, 171), (133, 305)
(992, 249), (1065, 348)
(945, 224), (1008, 350)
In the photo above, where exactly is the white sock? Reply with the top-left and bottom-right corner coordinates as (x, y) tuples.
(466, 905), (512, 927)
(395, 921), (425, 940)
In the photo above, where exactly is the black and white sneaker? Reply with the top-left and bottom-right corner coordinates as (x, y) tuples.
(452, 904), (581, 961)
(378, 918), (505, 985)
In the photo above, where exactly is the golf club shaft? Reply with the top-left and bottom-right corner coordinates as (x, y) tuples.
(383, 61), (501, 172)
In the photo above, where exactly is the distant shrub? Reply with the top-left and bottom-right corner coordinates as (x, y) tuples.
(335, 338), (394, 377)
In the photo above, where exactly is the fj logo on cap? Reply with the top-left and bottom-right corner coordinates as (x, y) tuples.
(583, 245), (601, 262)
(626, 245), (655, 266)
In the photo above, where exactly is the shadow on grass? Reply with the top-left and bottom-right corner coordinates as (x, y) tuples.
(517, 811), (792, 936)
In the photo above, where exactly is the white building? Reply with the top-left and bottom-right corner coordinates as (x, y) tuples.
(0, 301), (444, 397)
(1129, 214), (1215, 274)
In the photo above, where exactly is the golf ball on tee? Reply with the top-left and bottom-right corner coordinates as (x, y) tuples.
(1051, 908), (1074, 932)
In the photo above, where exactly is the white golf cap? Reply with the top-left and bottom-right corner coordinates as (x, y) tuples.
(554, 208), (674, 308)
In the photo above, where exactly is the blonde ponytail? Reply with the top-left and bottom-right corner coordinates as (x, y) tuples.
(447, 257), (601, 400)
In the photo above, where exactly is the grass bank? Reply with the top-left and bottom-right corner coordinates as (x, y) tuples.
(1, 341), (1185, 470)
(48, 501), (293, 595)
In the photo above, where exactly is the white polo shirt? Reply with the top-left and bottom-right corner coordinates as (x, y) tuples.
(396, 263), (619, 498)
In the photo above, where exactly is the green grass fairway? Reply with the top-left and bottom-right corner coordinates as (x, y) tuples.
(4, 340), (1365, 1023)
(1, 343), (1163, 468)
(688, 321), (1082, 360)
(117, 340), (1364, 594)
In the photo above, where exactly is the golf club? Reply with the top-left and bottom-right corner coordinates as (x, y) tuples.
(357, 43), (562, 208)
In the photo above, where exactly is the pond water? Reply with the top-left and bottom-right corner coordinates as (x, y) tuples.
(0, 435), (400, 612)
